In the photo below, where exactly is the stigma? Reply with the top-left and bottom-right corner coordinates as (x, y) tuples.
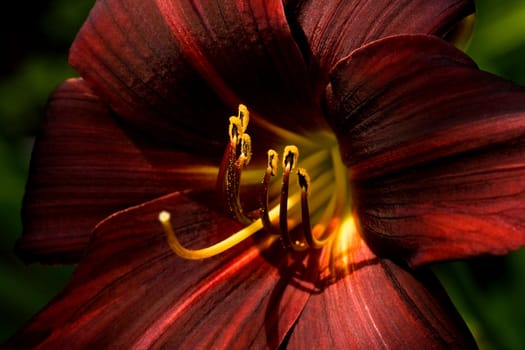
(159, 105), (351, 260)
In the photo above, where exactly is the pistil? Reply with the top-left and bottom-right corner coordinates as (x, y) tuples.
(159, 105), (349, 260)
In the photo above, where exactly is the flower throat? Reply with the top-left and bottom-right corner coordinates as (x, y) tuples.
(159, 105), (351, 259)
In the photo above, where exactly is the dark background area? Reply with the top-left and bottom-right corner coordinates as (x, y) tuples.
(0, 1), (524, 348)
(0, 0), (95, 340)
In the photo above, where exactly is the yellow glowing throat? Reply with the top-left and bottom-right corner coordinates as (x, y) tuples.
(159, 105), (354, 260)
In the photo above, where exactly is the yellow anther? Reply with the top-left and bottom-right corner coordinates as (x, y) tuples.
(229, 116), (243, 143)
(282, 145), (299, 170)
(238, 104), (250, 132)
(267, 149), (279, 176)
(239, 133), (252, 166)
(297, 168), (310, 193)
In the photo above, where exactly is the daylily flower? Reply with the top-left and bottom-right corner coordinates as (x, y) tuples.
(7, 0), (525, 348)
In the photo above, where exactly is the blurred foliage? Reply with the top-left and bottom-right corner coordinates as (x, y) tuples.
(468, 0), (525, 83)
(0, 0), (524, 348)
(0, 0), (94, 341)
(434, 1), (525, 349)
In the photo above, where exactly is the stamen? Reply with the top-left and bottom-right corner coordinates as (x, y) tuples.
(238, 104), (249, 132)
(297, 167), (310, 192)
(261, 150), (280, 235)
(238, 133), (252, 166)
(267, 149), (279, 176)
(282, 145), (299, 171)
(217, 112), (252, 225)
(298, 168), (332, 249)
(228, 116), (243, 144)
(161, 104), (345, 261)
(280, 145), (307, 251)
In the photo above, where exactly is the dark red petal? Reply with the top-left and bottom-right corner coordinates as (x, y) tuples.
(287, 237), (476, 348)
(70, 0), (324, 144)
(8, 192), (312, 348)
(18, 78), (216, 263)
(326, 34), (525, 266)
(285, 0), (474, 79)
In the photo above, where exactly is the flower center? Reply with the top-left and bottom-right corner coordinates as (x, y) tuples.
(159, 105), (354, 260)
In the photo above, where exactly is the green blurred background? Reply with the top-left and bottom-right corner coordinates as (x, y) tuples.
(0, 0), (524, 348)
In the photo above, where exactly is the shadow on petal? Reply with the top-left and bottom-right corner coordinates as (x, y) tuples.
(18, 79), (218, 264)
